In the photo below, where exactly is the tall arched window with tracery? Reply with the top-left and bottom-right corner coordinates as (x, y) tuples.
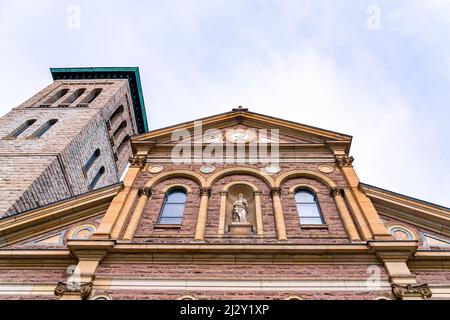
(295, 189), (324, 225)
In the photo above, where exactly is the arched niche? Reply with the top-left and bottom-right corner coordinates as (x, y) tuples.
(218, 181), (263, 236)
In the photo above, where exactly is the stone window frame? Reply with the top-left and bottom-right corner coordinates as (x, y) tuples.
(289, 184), (328, 229)
(59, 88), (87, 107)
(83, 148), (101, 177)
(27, 119), (58, 139)
(2, 119), (37, 140)
(40, 88), (70, 107)
(154, 185), (190, 228)
(89, 166), (106, 190)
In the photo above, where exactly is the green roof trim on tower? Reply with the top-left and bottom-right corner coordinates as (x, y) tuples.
(50, 67), (148, 133)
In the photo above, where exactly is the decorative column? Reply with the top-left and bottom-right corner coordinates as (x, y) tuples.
(335, 155), (391, 240)
(330, 187), (360, 241)
(218, 191), (228, 235)
(93, 155), (146, 239)
(271, 188), (287, 241)
(123, 188), (152, 240)
(254, 191), (264, 236)
(194, 188), (211, 241)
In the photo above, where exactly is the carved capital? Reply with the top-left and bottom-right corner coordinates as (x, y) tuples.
(54, 281), (93, 300)
(270, 188), (282, 198)
(391, 283), (432, 299)
(329, 187), (344, 198)
(335, 155), (354, 167)
(199, 188), (211, 198)
(128, 156), (146, 168)
(138, 187), (152, 198)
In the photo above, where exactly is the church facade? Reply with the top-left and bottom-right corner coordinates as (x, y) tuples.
(0, 74), (449, 300)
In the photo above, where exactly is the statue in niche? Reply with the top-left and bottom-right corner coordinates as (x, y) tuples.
(232, 193), (248, 223)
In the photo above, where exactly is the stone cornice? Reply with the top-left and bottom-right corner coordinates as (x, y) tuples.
(0, 183), (123, 248)
(361, 184), (450, 237)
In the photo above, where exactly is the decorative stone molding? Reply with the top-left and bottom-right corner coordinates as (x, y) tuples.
(270, 188), (282, 197)
(128, 156), (146, 168)
(199, 188), (212, 198)
(138, 187), (152, 198)
(335, 156), (354, 167)
(391, 283), (432, 299)
(329, 187), (344, 198)
(54, 281), (93, 300)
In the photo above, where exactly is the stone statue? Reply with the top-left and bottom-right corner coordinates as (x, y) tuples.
(232, 193), (248, 223)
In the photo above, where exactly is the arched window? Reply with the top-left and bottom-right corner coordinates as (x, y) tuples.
(41, 88), (69, 106)
(61, 88), (86, 105)
(79, 88), (103, 105)
(295, 189), (324, 225)
(83, 149), (100, 175)
(117, 134), (130, 155)
(31, 119), (58, 138)
(89, 166), (105, 190)
(113, 120), (127, 140)
(5, 119), (36, 139)
(158, 189), (187, 225)
(109, 105), (124, 124)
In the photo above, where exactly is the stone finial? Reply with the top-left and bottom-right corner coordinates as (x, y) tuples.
(232, 105), (249, 112)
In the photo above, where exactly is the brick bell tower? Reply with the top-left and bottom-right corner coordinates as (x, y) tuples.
(0, 67), (148, 217)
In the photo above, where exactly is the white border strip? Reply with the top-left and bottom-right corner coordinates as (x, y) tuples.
(105, 279), (392, 292)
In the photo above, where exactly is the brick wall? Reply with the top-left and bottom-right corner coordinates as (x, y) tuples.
(94, 289), (390, 300)
(0, 79), (137, 216)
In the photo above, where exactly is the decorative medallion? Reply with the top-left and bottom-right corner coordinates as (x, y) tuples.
(200, 165), (216, 174)
(318, 165), (335, 174)
(225, 129), (257, 143)
(264, 164), (281, 174)
(389, 226), (414, 241)
(148, 165), (164, 174)
(68, 224), (96, 240)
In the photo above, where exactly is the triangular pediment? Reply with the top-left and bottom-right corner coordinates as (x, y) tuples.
(361, 183), (450, 238)
(133, 109), (352, 150)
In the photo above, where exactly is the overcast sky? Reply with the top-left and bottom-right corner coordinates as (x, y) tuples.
(0, 0), (449, 207)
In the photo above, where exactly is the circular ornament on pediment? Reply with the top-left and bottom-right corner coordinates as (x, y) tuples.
(264, 164), (281, 175)
(225, 129), (257, 143)
(68, 224), (96, 240)
(148, 165), (164, 174)
(318, 165), (335, 174)
(200, 165), (216, 174)
(389, 226), (414, 241)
